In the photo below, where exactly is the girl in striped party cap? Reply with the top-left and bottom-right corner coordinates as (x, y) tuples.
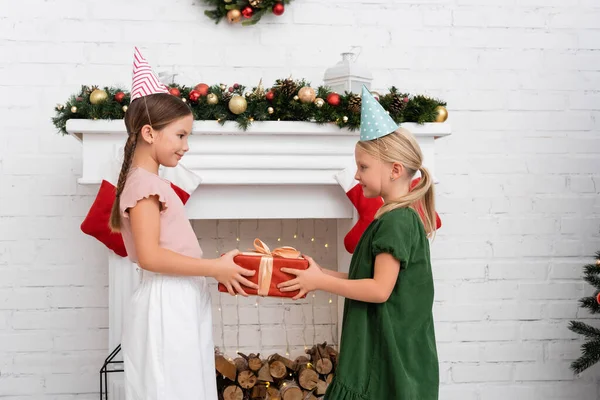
(111, 47), (257, 400)
(279, 86), (440, 399)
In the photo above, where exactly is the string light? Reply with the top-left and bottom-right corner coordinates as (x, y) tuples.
(293, 234), (297, 239)
(311, 237), (315, 242)
(236, 237), (240, 242)
(324, 243), (329, 248)
(277, 237), (281, 242)
(329, 298), (333, 304)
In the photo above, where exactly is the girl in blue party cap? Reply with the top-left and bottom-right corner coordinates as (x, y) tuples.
(279, 86), (439, 400)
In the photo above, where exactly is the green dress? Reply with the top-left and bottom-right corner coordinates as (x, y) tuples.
(326, 207), (439, 400)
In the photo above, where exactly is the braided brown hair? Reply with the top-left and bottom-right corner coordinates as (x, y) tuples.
(109, 93), (191, 232)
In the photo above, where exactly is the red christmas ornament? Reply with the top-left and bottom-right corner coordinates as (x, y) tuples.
(403, 96), (409, 103)
(168, 87), (181, 97)
(327, 92), (341, 106)
(114, 92), (125, 103)
(597, 292), (600, 305)
(194, 83), (209, 97)
(242, 7), (253, 18)
(266, 91), (275, 101)
(228, 87), (234, 93)
(189, 90), (201, 102)
(272, 2), (284, 16)
(233, 83), (240, 89)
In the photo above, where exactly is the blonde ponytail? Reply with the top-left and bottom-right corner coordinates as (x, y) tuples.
(358, 128), (437, 236)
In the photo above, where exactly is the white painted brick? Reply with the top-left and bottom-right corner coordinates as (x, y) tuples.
(479, 385), (538, 400)
(0, 332), (53, 352)
(0, 288), (50, 310)
(0, 377), (45, 395)
(432, 261), (486, 280)
(546, 302), (579, 320)
(457, 323), (519, 342)
(569, 176), (598, 193)
(45, 373), (97, 394)
(521, 322), (579, 341)
(536, 382), (599, 400)
(437, 343), (481, 362)
(488, 261), (548, 280)
(482, 342), (543, 362)
(11, 309), (108, 330)
(518, 283), (583, 301)
(452, 364), (513, 383)
(434, 304), (487, 322)
(547, 341), (583, 361)
(53, 330), (109, 351)
(486, 302), (544, 321)
(550, 260), (587, 280)
(515, 362), (574, 381)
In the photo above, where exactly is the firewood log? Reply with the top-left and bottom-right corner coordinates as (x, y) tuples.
(297, 363), (319, 391)
(315, 380), (327, 396)
(234, 356), (249, 372)
(271, 353), (297, 371)
(251, 385), (267, 399)
(293, 356), (310, 372)
(269, 360), (287, 380)
(238, 370), (258, 390)
(216, 355), (238, 381)
(267, 387), (281, 400)
(302, 391), (318, 400)
(279, 381), (303, 400)
(257, 362), (274, 382)
(325, 374), (334, 385)
(249, 353), (263, 372)
(223, 385), (243, 400)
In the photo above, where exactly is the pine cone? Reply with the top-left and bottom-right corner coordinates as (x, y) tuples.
(222, 91), (232, 103)
(348, 94), (361, 114)
(276, 78), (298, 98)
(389, 95), (405, 114)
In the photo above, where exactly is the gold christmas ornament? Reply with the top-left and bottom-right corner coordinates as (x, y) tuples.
(89, 89), (108, 105)
(267, 107), (274, 114)
(298, 86), (316, 104)
(56, 104), (64, 111)
(253, 78), (266, 99)
(249, 0), (262, 6)
(293, 95), (299, 101)
(181, 98), (187, 103)
(434, 106), (448, 123)
(342, 116), (348, 123)
(596, 258), (600, 266)
(220, 84), (227, 91)
(314, 98), (324, 108)
(227, 9), (242, 23)
(122, 105), (128, 112)
(207, 93), (218, 105)
(228, 95), (248, 114)
(245, 92), (251, 98)
(70, 106), (77, 113)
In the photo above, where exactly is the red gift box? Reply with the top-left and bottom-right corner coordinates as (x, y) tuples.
(218, 239), (308, 299)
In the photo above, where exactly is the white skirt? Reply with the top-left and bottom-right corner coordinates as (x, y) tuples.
(122, 270), (217, 400)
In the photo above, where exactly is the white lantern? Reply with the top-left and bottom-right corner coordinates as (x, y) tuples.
(323, 51), (373, 95)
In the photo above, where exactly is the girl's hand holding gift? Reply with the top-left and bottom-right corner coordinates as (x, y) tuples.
(214, 249), (259, 297)
(278, 255), (324, 300)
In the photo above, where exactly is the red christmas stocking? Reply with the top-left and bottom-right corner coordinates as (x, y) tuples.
(335, 168), (442, 254)
(81, 164), (202, 257)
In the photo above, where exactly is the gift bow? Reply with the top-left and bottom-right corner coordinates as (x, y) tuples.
(242, 239), (302, 296)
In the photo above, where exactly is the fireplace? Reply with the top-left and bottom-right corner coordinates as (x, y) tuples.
(68, 119), (450, 398)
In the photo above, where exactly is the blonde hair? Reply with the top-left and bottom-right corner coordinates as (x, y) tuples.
(356, 127), (436, 236)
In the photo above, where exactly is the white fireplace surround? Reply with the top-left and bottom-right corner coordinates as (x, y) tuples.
(68, 119), (451, 355)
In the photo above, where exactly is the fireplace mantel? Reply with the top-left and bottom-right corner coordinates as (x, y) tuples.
(67, 120), (451, 220)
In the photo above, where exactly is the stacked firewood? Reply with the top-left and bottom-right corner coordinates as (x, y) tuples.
(215, 342), (338, 400)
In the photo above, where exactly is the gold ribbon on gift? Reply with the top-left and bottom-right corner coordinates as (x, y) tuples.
(242, 238), (302, 296)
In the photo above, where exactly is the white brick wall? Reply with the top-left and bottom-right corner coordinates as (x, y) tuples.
(1, 0), (599, 398)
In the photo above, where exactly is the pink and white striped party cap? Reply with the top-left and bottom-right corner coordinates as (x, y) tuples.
(130, 47), (169, 101)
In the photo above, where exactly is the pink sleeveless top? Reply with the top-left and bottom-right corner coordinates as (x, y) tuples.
(119, 167), (202, 263)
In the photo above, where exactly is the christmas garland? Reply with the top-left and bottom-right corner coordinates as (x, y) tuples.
(51, 78), (447, 135)
(202, 0), (292, 26)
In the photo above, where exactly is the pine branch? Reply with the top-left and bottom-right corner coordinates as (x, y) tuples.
(569, 321), (600, 338)
(579, 296), (600, 314)
(571, 339), (600, 374)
